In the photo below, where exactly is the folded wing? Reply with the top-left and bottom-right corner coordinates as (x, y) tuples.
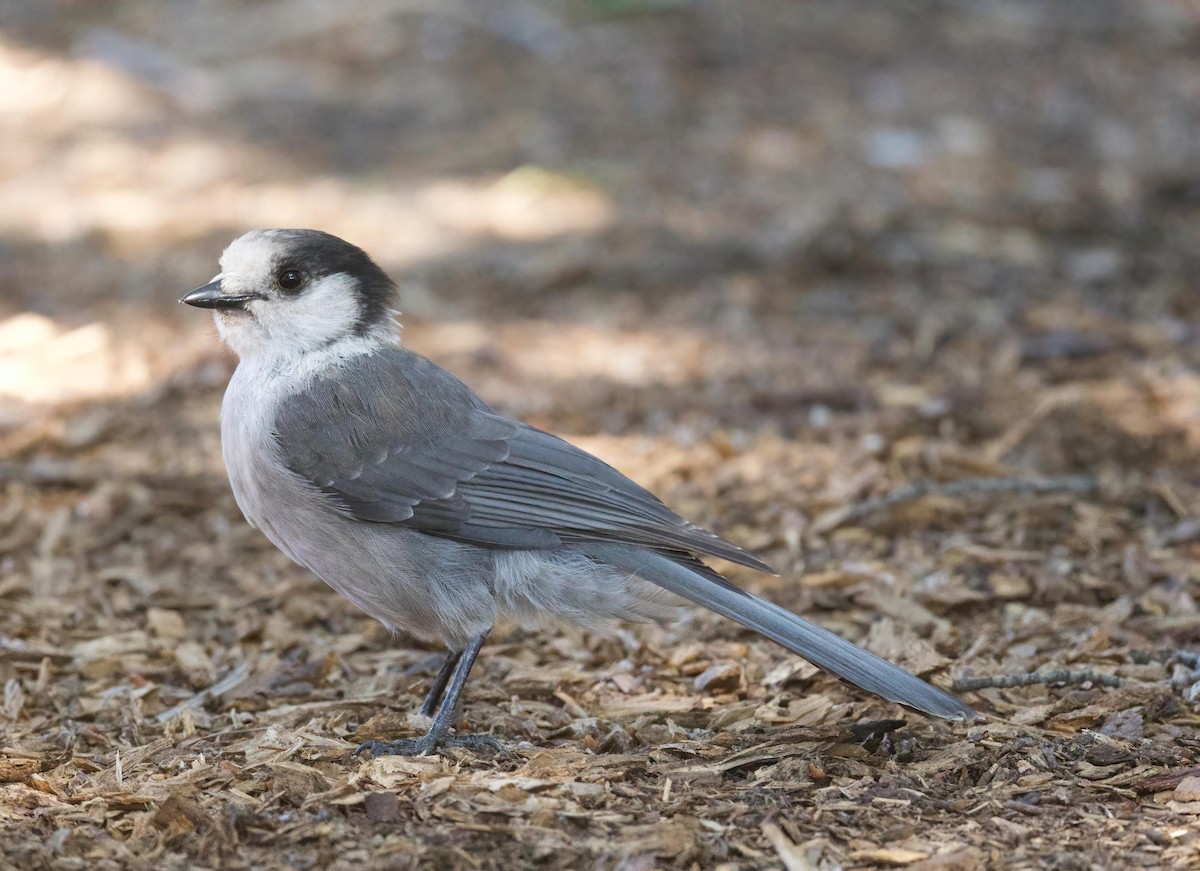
(272, 347), (772, 570)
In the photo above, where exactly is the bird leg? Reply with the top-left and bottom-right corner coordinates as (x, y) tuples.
(356, 632), (500, 756)
(419, 648), (463, 717)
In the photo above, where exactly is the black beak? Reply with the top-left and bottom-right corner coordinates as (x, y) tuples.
(180, 281), (262, 310)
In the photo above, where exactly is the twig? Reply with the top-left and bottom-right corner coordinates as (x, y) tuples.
(812, 475), (1099, 534)
(0, 460), (224, 494)
(156, 661), (253, 724)
(953, 668), (1120, 692)
(1130, 649), (1200, 669)
(761, 822), (814, 871)
(0, 637), (73, 664)
(984, 386), (1087, 462)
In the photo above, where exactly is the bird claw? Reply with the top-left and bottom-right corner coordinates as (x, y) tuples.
(355, 733), (502, 757)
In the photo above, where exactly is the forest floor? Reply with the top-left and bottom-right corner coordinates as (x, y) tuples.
(3, 1), (1200, 868)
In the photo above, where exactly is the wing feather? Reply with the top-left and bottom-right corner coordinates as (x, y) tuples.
(272, 347), (772, 573)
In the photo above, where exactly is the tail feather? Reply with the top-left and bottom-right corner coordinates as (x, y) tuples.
(581, 543), (979, 721)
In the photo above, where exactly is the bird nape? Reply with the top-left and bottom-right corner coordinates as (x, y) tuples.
(182, 228), (980, 756)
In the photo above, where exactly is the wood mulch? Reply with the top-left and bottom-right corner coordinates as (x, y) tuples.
(3, 2), (1200, 868)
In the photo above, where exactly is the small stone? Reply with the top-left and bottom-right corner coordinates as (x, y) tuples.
(693, 662), (742, 694)
(1175, 776), (1200, 802)
(147, 607), (187, 640)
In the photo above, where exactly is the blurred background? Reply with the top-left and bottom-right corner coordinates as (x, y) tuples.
(3, 1), (1200, 867)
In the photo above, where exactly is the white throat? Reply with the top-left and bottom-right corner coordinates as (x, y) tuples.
(208, 228), (400, 377)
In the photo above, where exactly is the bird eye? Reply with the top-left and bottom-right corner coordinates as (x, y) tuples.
(276, 268), (305, 292)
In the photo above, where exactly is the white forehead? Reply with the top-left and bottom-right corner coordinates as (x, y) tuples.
(219, 230), (285, 277)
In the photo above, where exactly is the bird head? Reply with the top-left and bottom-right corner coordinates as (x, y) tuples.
(181, 229), (398, 360)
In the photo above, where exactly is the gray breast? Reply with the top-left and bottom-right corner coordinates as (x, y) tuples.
(217, 361), (500, 645)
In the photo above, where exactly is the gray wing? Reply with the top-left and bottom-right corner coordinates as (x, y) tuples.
(272, 347), (773, 572)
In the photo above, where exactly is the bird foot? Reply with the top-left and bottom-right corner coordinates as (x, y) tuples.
(355, 732), (502, 757)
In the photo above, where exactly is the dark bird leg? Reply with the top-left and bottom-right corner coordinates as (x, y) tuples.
(419, 649), (463, 717)
(356, 632), (499, 756)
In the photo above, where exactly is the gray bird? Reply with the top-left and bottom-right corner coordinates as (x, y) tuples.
(181, 229), (978, 755)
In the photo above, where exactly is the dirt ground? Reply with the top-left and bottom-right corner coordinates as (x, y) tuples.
(3, 1), (1200, 868)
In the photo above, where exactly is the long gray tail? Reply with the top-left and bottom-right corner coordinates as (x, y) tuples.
(580, 542), (979, 721)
